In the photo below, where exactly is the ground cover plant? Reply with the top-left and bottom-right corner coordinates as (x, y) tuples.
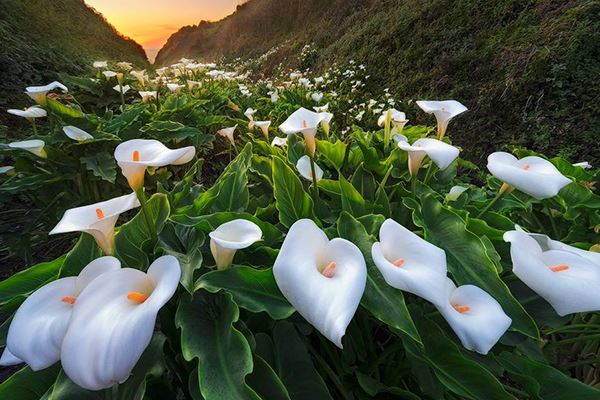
(0, 58), (599, 399)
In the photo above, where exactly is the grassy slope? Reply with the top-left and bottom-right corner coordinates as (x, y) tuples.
(0, 0), (148, 111)
(156, 0), (599, 165)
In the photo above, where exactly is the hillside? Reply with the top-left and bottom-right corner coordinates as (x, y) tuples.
(0, 0), (148, 112)
(156, 0), (600, 165)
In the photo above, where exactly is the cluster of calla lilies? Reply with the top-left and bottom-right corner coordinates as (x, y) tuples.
(2, 69), (598, 394)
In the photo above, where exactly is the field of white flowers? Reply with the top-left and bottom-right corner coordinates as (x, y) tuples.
(0, 57), (599, 399)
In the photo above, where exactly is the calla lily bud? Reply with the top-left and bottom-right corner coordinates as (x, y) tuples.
(8, 139), (47, 158)
(487, 152), (571, 200)
(63, 126), (93, 141)
(209, 219), (262, 269)
(0, 257), (121, 370)
(504, 226), (600, 315)
(445, 186), (468, 202)
(397, 138), (460, 176)
(114, 139), (196, 190)
(273, 219), (367, 348)
(416, 100), (467, 139)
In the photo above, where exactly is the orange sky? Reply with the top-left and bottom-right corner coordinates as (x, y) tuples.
(85, 0), (245, 61)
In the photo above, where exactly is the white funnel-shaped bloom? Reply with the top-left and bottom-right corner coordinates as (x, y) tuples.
(114, 139), (196, 190)
(279, 107), (327, 156)
(487, 152), (571, 200)
(254, 121), (271, 139)
(504, 227), (600, 315)
(273, 219), (367, 348)
(398, 138), (460, 176)
(49, 193), (140, 255)
(60, 256), (180, 390)
(209, 219), (262, 269)
(7, 106), (47, 120)
(63, 126), (93, 142)
(371, 219), (448, 305)
(271, 136), (288, 147)
(0, 257), (121, 370)
(217, 125), (237, 146)
(8, 139), (46, 158)
(436, 278), (512, 355)
(416, 100), (467, 139)
(377, 108), (408, 131)
(139, 91), (157, 103)
(446, 186), (468, 202)
(25, 81), (68, 105)
(296, 155), (323, 182)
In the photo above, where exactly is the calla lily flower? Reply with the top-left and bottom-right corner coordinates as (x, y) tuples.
(398, 138), (460, 176)
(7, 106), (47, 120)
(504, 226), (600, 315)
(117, 61), (133, 71)
(296, 155), (323, 182)
(93, 61), (108, 68)
(487, 152), (571, 200)
(49, 192), (140, 254)
(60, 256), (180, 390)
(63, 126), (93, 141)
(209, 219), (262, 269)
(319, 112), (333, 136)
(187, 80), (201, 90)
(314, 104), (329, 113)
(436, 277), (512, 355)
(311, 92), (324, 103)
(130, 70), (146, 86)
(0, 166), (15, 174)
(0, 257), (121, 370)
(166, 83), (183, 93)
(279, 107), (327, 156)
(446, 185), (468, 202)
(114, 139), (196, 190)
(217, 125), (238, 146)
(139, 91), (157, 103)
(103, 70), (117, 79)
(25, 81), (68, 105)
(271, 136), (288, 147)
(254, 121), (271, 139)
(8, 139), (46, 158)
(416, 100), (467, 139)
(371, 219), (448, 305)
(573, 161), (592, 169)
(377, 108), (408, 131)
(113, 84), (130, 94)
(273, 219), (367, 348)
(244, 108), (256, 121)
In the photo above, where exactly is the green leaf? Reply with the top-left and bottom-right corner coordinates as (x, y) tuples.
(59, 233), (102, 277)
(196, 266), (294, 320)
(46, 97), (84, 119)
(339, 175), (367, 217)
(0, 256), (64, 306)
(247, 355), (291, 400)
(0, 364), (60, 400)
(272, 156), (314, 228)
(336, 212), (420, 343)
(176, 291), (259, 400)
(115, 193), (170, 269)
(316, 139), (347, 170)
(355, 372), (420, 400)
(414, 194), (539, 338)
(80, 151), (117, 183)
(350, 164), (376, 201)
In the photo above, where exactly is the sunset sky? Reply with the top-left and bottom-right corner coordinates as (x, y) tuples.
(85, 0), (245, 61)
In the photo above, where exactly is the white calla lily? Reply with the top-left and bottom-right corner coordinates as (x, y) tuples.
(0, 257), (121, 370)
(254, 121), (271, 139)
(318, 112), (333, 136)
(139, 91), (157, 103)
(377, 108), (408, 131)
(187, 80), (201, 90)
(446, 185), (468, 202)
(8, 139), (46, 158)
(296, 155), (323, 182)
(398, 138), (460, 176)
(217, 125), (238, 146)
(0, 166), (15, 174)
(271, 136), (288, 147)
(273, 219), (367, 348)
(573, 161), (592, 169)
(279, 107), (327, 156)
(504, 227), (600, 315)
(130, 70), (146, 86)
(103, 70), (118, 79)
(49, 192), (140, 254)
(25, 81), (68, 105)
(166, 83), (183, 93)
(209, 219), (262, 269)
(416, 100), (467, 139)
(371, 219), (448, 305)
(436, 277), (512, 355)
(114, 139), (196, 190)
(93, 61), (108, 68)
(7, 106), (47, 120)
(311, 92), (323, 103)
(113, 84), (130, 94)
(487, 152), (571, 200)
(244, 108), (256, 121)
(63, 126), (94, 141)
(61, 256), (180, 390)
(314, 104), (329, 113)
(117, 61), (133, 71)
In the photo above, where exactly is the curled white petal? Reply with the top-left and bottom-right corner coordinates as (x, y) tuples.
(446, 186), (468, 202)
(8, 140), (46, 158)
(7, 106), (47, 119)
(63, 126), (94, 141)
(296, 155), (323, 182)
(398, 138), (459, 175)
(416, 100), (467, 137)
(271, 136), (288, 147)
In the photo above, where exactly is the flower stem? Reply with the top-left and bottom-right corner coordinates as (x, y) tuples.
(411, 173), (417, 194)
(135, 187), (157, 244)
(309, 154), (320, 213)
(31, 119), (38, 135)
(423, 162), (437, 185)
(476, 187), (506, 219)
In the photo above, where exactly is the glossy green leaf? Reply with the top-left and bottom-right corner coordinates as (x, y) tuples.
(0, 256), (64, 306)
(247, 355), (291, 400)
(80, 151), (117, 183)
(59, 233), (102, 277)
(339, 175), (367, 217)
(272, 156), (314, 228)
(0, 364), (60, 400)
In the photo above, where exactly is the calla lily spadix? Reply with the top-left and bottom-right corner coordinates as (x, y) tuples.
(254, 121), (271, 139)
(397, 138), (460, 176)
(273, 219), (367, 348)
(416, 100), (467, 139)
(25, 81), (68, 105)
(436, 277), (512, 355)
(372, 219), (449, 305)
(504, 226), (600, 315)
(139, 91), (157, 103)
(8, 139), (46, 158)
(487, 152), (571, 200)
(271, 136), (288, 147)
(0, 257), (121, 370)
(60, 255), (181, 390)
(49, 192), (140, 255)
(209, 219), (262, 269)
(217, 125), (238, 146)
(279, 107), (328, 156)
(7, 106), (47, 120)
(296, 155), (323, 182)
(63, 126), (94, 141)
(114, 139), (196, 190)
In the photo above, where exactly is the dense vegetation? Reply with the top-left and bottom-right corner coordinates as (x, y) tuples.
(156, 0), (600, 166)
(0, 0), (148, 119)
